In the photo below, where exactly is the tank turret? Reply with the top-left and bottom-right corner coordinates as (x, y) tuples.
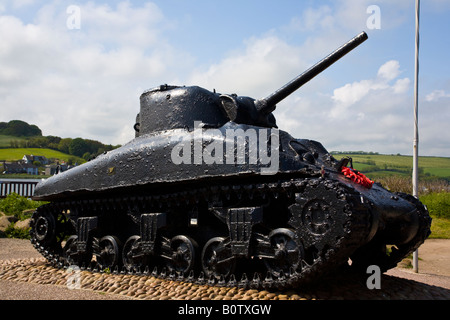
(136, 32), (368, 136)
(135, 85), (226, 136)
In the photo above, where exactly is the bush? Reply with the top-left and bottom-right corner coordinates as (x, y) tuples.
(420, 192), (450, 219)
(4, 223), (30, 239)
(0, 193), (46, 220)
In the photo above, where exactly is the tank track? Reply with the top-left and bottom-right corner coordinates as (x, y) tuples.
(28, 177), (425, 290)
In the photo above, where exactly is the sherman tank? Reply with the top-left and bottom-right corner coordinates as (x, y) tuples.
(30, 32), (431, 290)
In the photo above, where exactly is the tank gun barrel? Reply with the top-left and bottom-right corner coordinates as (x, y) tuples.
(256, 31), (368, 114)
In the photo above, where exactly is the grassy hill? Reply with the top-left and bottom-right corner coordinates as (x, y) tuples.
(0, 148), (84, 164)
(332, 153), (450, 181)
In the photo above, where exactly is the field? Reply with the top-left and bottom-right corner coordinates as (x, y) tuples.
(332, 153), (450, 181)
(0, 148), (83, 163)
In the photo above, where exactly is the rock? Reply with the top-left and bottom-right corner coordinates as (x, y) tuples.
(0, 215), (14, 233)
(22, 209), (35, 217)
(0, 214), (10, 237)
(1, 253), (449, 301)
(14, 219), (31, 230)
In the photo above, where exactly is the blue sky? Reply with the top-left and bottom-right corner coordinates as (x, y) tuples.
(1, 0), (449, 157)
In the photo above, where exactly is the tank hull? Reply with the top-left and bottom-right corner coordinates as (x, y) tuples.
(33, 123), (309, 201)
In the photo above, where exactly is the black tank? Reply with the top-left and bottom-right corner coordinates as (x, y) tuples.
(30, 32), (431, 289)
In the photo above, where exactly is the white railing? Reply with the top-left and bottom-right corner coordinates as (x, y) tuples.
(0, 179), (42, 198)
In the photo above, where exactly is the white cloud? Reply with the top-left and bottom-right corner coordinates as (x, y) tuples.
(271, 58), (420, 156)
(0, 1), (192, 145)
(75, 2), (166, 47)
(377, 60), (401, 81)
(188, 35), (306, 97)
(287, 6), (335, 32)
(393, 78), (410, 94)
(330, 60), (409, 118)
(1, 0), (36, 10)
(332, 80), (373, 109)
(426, 89), (450, 102)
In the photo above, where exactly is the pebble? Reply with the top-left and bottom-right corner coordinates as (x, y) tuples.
(0, 258), (449, 300)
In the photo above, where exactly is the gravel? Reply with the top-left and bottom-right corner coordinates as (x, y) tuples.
(0, 238), (449, 300)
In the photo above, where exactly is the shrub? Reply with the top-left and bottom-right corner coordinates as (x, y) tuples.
(420, 192), (450, 219)
(4, 223), (31, 239)
(0, 193), (46, 220)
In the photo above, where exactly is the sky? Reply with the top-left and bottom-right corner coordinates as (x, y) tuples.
(0, 0), (449, 157)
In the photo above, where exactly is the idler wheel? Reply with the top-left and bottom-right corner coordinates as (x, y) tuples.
(166, 235), (197, 276)
(96, 235), (122, 270)
(33, 211), (56, 245)
(201, 237), (236, 279)
(263, 228), (304, 277)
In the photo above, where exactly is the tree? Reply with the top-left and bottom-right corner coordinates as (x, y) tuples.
(45, 136), (62, 150)
(58, 138), (73, 154)
(9, 140), (19, 148)
(0, 120), (42, 137)
(69, 138), (89, 157)
(33, 160), (42, 167)
(28, 136), (49, 148)
(82, 152), (91, 161)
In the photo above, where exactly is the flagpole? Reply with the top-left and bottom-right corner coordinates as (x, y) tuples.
(412, 0), (420, 273)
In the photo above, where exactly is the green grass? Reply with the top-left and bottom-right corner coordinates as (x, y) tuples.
(0, 148), (84, 163)
(332, 153), (450, 180)
(420, 193), (450, 218)
(425, 168), (450, 177)
(429, 217), (450, 239)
